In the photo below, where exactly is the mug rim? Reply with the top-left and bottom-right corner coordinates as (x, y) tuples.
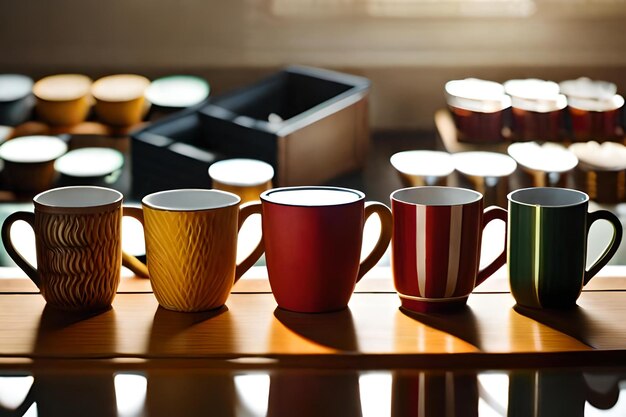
(142, 188), (241, 212)
(33, 185), (124, 213)
(260, 186), (365, 207)
(507, 187), (589, 208)
(390, 186), (483, 207)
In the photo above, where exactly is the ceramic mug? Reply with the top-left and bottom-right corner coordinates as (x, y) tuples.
(508, 187), (623, 309)
(1, 186), (147, 312)
(209, 158), (274, 203)
(33, 74), (93, 126)
(92, 74), (150, 126)
(124, 189), (264, 312)
(391, 186), (508, 313)
(0, 135), (68, 194)
(259, 186), (392, 313)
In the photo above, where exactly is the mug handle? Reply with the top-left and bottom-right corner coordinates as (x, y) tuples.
(120, 206), (150, 278)
(234, 202), (264, 282)
(475, 206), (508, 287)
(584, 210), (623, 285)
(357, 202), (393, 282)
(1, 212), (40, 288)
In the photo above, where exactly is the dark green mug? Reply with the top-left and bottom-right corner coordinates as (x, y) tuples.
(508, 187), (622, 309)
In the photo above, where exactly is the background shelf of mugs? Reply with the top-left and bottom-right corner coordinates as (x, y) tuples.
(390, 141), (626, 206)
(445, 77), (625, 144)
(0, 135), (126, 198)
(0, 73), (210, 197)
(0, 73), (210, 142)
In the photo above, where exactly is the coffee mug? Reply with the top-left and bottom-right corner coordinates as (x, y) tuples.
(508, 187), (623, 309)
(33, 74), (93, 126)
(124, 189), (264, 312)
(91, 74), (150, 126)
(1, 186), (146, 312)
(209, 158), (274, 203)
(391, 186), (508, 313)
(259, 186), (392, 313)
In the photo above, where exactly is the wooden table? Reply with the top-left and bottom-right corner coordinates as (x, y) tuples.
(1, 266), (626, 371)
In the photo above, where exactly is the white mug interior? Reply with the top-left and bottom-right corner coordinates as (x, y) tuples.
(392, 186), (482, 206)
(143, 189), (240, 211)
(261, 186), (363, 207)
(34, 186), (122, 208)
(508, 187), (588, 207)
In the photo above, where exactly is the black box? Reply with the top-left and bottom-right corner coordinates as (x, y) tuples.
(131, 66), (370, 197)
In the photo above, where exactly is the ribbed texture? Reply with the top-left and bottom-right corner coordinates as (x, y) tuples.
(35, 208), (122, 311)
(144, 207), (238, 312)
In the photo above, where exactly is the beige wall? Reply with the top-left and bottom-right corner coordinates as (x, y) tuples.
(2, 0), (625, 129)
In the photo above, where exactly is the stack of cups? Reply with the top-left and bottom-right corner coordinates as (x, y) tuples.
(445, 78), (511, 143)
(560, 77), (624, 142)
(505, 79), (567, 142)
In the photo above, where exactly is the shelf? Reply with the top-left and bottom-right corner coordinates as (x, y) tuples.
(1, 269), (626, 370)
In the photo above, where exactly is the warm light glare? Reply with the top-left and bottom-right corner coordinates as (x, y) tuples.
(114, 373), (147, 417)
(478, 373), (509, 416)
(23, 403), (37, 417)
(10, 222), (36, 268)
(0, 376), (34, 410)
(121, 216), (146, 257)
(359, 372), (392, 417)
(234, 373), (270, 417)
(237, 213), (263, 265)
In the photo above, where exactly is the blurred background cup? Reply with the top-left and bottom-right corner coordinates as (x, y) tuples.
(508, 187), (622, 309)
(507, 142), (578, 188)
(569, 141), (626, 204)
(145, 75), (210, 120)
(0, 135), (67, 194)
(444, 78), (511, 143)
(390, 150), (454, 187)
(560, 77), (624, 142)
(504, 79), (567, 142)
(209, 158), (274, 203)
(33, 74), (92, 126)
(92, 74), (151, 126)
(0, 74), (34, 126)
(452, 151), (517, 208)
(54, 147), (125, 188)
(390, 186), (507, 313)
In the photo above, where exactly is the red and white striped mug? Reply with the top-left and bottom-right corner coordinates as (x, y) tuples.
(391, 186), (507, 313)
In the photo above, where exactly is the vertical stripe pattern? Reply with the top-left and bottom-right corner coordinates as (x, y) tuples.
(444, 206), (463, 297)
(416, 205), (427, 297)
(533, 205), (542, 307)
(393, 198), (482, 301)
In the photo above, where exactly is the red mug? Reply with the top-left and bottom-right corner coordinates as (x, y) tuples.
(259, 186), (392, 313)
(391, 186), (507, 313)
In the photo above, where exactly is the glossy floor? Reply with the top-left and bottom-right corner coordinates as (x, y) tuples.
(0, 368), (624, 417)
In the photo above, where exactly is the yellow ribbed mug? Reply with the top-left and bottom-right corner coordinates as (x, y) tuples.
(125, 189), (264, 312)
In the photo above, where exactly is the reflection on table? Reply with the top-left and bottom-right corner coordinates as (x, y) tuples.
(0, 368), (624, 417)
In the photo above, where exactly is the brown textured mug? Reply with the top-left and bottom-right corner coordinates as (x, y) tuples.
(124, 189), (264, 312)
(1, 186), (147, 312)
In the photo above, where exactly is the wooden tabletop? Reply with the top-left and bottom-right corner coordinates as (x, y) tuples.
(1, 267), (626, 370)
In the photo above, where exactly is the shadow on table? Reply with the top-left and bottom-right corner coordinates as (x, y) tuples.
(513, 304), (605, 349)
(273, 307), (359, 351)
(398, 306), (482, 350)
(147, 305), (230, 355)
